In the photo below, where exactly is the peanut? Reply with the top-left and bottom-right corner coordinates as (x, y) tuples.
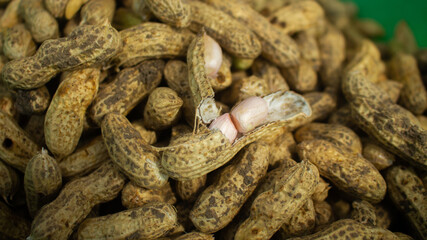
(80, 0), (116, 25)
(0, 110), (39, 172)
(176, 175), (207, 202)
(14, 86), (51, 115)
(294, 31), (321, 71)
(0, 159), (19, 202)
(24, 149), (62, 217)
(174, 232), (214, 240)
(362, 140), (395, 171)
(375, 79), (403, 103)
(280, 198), (316, 238)
(23, 114), (45, 144)
(0, 200), (31, 239)
(2, 23), (36, 60)
(281, 59), (318, 93)
(220, 75), (270, 106)
(101, 113), (168, 189)
(145, 0), (191, 28)
(121, 181), (176, 209)
(0, 0), (20, 31)
(44, 0), (68, 18)
(252, 59), (290, 92)
(314, 201), (333, 227)
(350, 200), (377, 226)
(77, 202), (177, 240)
(2, 24), (121, 89)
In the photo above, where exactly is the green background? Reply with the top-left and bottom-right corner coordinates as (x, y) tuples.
(347, 0), (427, 47)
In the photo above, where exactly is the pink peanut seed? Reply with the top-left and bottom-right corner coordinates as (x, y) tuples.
(209, 113), (238, 143)
(230, 96), (268, 133)
(204, 34), (223, 79)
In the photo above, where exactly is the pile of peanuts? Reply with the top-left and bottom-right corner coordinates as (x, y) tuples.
(0, 0), (426, 239)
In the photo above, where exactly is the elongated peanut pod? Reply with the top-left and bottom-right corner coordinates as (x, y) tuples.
(146, 0), (191, 28)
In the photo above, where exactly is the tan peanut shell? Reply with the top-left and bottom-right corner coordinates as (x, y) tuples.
(288, 219), (399, 240)
(374, 204), (391, 229)
(312, 178), (331, 202)
(80, 0), (116, 25)
(388, 53), (427, 115)
(65, 0), (90, 20)
(28, 161), (126, 240)
(280, 198), (316, 238)
(19, 0), (59, 43)
(161, 90), (311, 180)
(90, 60), (164, 125)
(77, 202), (177, 240)
(2, 24), (121, 89)
(175, 232), (214, 240)
(331, 199), (351, 220)
(294, 31), (321, 71)
(15, 86), (51, 115)
(102, 113), (168, 189)
(24, 149), (62, 217)
(220, 75), (270, 105)
(0, 159), (19, 202)
(0, 0), (20, 31)
(44, 67), (99, 159)
(176, 175), (207, 202)
(112, 22), (194, 67)
(314, 201), (333, 227)
(295, 91), (337, 129)
(0, 200), (31, 239)
(24, 114), (45, 144)
(235, 160), (320, 240)
(318, 24), (346, 90)
(44, 0), (68, 18)
(375, 79), (403, 103)
(0, 110), (39, 172)
(261, 128), (296, 168)
(0, 90), (16, 118)
(2, 23), (36, 60)
(205, 0), (300, 68)
(121, 181), (176, 209)
(342, 70), (427, 171)
(58, 135), (109, 178)
(362, 141), (395, 171)
(189, 1), (261, 59)
(417, 115), (427, 130)
(298, 139), (386, 203)
(386, 165), (427, 239)
(269, 1), (324, 34)
(252, 59), (290, 92)
(328, 105), (355, 128)
(146, 0), (191, 28)
(144, 87), (183, 130)
(355, 19), (385, 38)
(190, 142), (269, 233)
(350, 200), (377, 226)
(281, 59), (318, 93)
(295, 122), (362, 154)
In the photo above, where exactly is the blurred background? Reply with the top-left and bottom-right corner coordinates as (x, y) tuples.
(347, 0), (427, 47)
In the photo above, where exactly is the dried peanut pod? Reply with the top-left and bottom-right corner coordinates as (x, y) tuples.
(388, 53), (427, 115)
(298, 139), (386, 203)
(3, 24), (121, 90)
(362, 140), (395, 171)
(44, 0), (68, 18)
(144, 87), (183, 130)
(0, 90), (16, 118)
(129, 0), (152, 21)
(295, 91), (336, 129)
(28, 161), (126, 240)
(3, 24), (36, 60)
(281, 199), (316, 238)
(0, 0), (20, 31)
(102, 113), (168, 189)
(113, 22), (194, 67)
(24, 114), (45, 144)
(146, 0), (191, 28)
(189, 1), (261, 59)
(164, 60), (195, 125)
(24, 149), (62, 217)
(131, 120), (157, 144)
(19, 0), (58, 43)
(220, 75), (270, 105)
(112, 7), (143, 30)
(78, 202), (177, 240)
(190, 142), (269, 233)
(121, 181), (176, 209)
(355, 19), (385, 38)
(331, 199), (351, 220)
(177, 175), (207, 202)
(295, 123), (362, 154)
(418, 115), (427, 130)
(235, 160), (320, 240)
(0, 200), (30, 239)
(314, 200), (333, 227)
(386, 165), (427, 239)
(328, 105), (355, 128)
(80, 0), (115, 25)
(390, 20), (417, 55)
(375, 79), (403, 103)
(318, 24), (346, 90)
(65, 0), (90, 20)
(90, 60), (163, 125)
(281, 59), (318, 93)
(0, 159), (19, 202)
(350, 200), (377, 226)
(288, 219), (399, 240)
(0, 110), (39, 171)
(261, 128), (295, 168)
(312, 178), (331, 202)
(342, 70), (427, 170)
(269, 1), (324, 34)
(210, 54), (232, 91)
(252, 59), (289, 92)
(63, 16), (79, 36)
(175, 232), (214, 240)
(161, 90), (311, 180)
(15, 86), (50, 115)
(45, 67), (99, 159)
(344, 40), (384, 84)
(374, 205), (391, 229)
(294, 31), (321, 71)
(59, 136), (108, 178)
(205, 0), (300, 68)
